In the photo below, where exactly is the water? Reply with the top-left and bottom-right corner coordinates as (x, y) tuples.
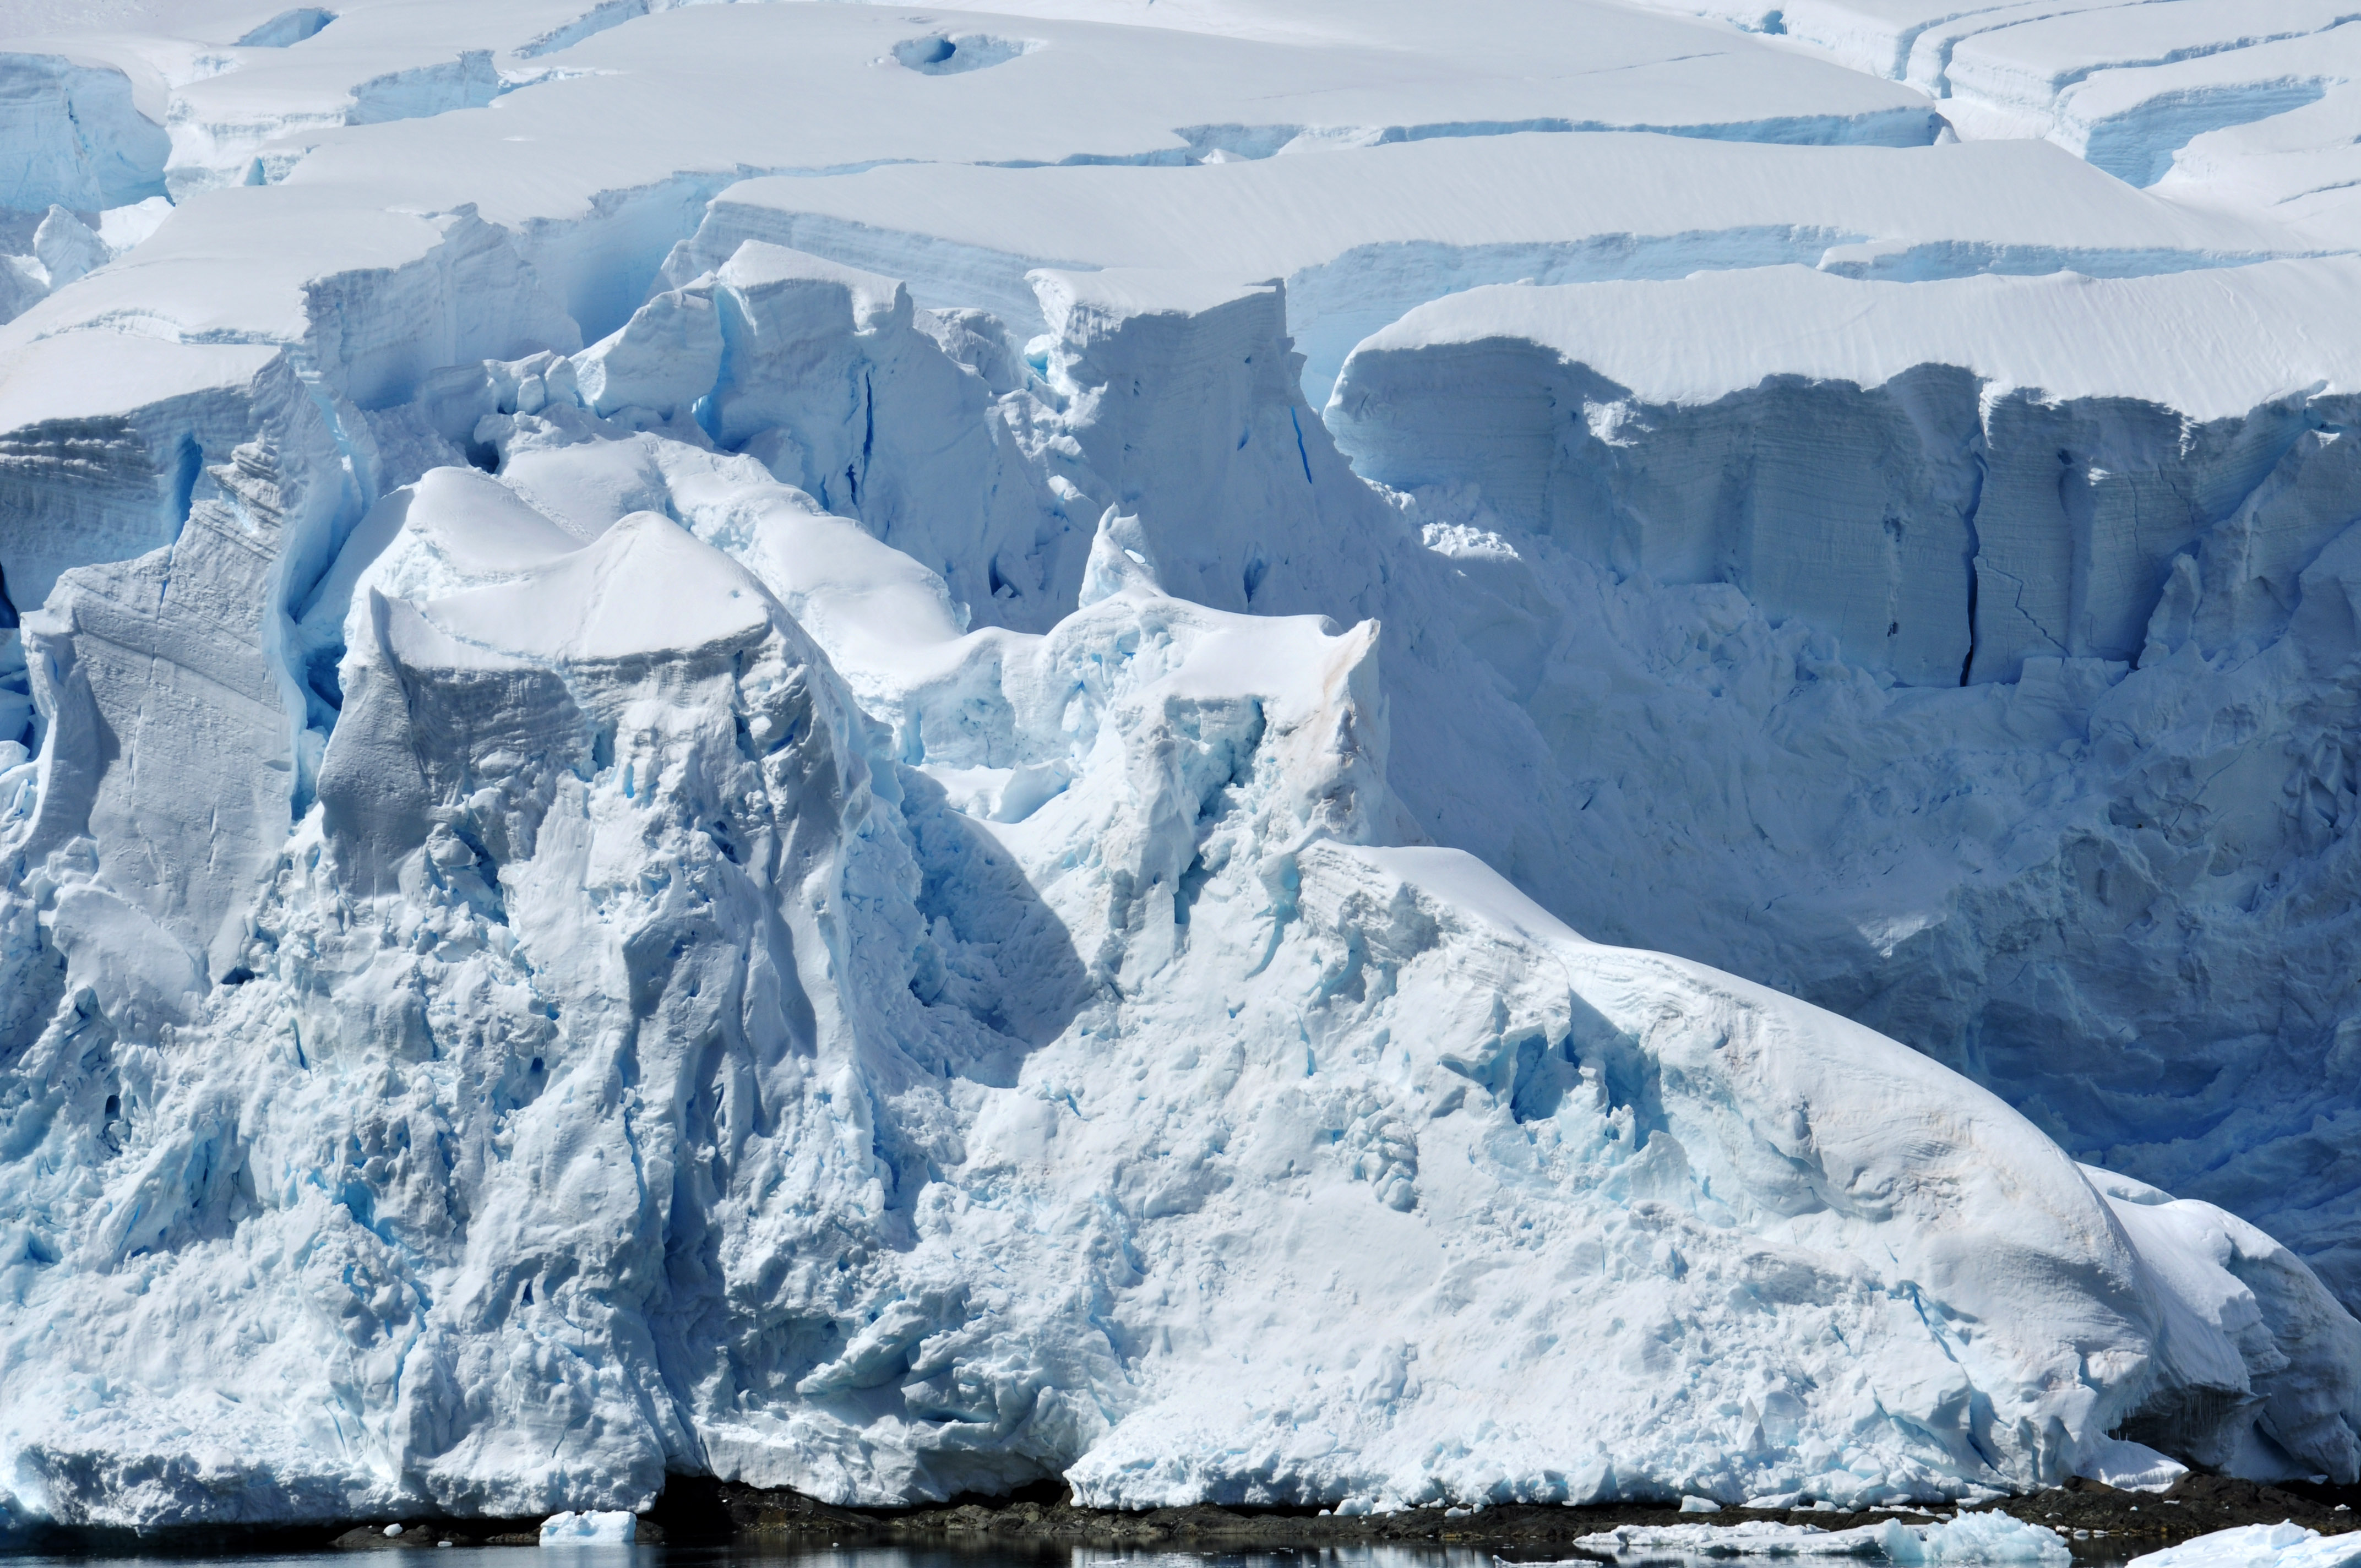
(0, 1544), (2144, 1568)
(0, 1550), (1504, 1568)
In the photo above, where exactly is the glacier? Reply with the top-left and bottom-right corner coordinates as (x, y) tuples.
(3, 0), (2361, 1538)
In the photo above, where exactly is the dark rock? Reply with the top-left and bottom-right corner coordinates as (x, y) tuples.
(681, 1472), (2361, 1555)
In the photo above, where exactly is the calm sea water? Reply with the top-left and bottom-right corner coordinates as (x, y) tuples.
(2, 1551), (1493, 1568)
(0, 1542), (2144, 1568)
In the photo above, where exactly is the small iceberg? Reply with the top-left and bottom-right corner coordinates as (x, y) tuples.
(1568, 1512), (2070, 1565)
(539, 1511), (638, 1545)
(2126, 1523), (2361, 1568)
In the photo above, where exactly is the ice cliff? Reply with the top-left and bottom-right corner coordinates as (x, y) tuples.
(3, 0), (2361, 1535)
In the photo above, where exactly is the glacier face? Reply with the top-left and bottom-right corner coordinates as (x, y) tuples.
(3, 0), (2361, 1534)
(1321, 261), (2361, 1306)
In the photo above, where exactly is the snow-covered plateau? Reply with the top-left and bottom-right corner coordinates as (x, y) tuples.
(4, 0), (2361, 1537)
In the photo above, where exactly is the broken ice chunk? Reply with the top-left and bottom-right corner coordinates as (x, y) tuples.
(538, 1511), (637, 1545)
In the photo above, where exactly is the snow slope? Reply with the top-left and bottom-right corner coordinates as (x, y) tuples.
(2, 0), (2361, 1535)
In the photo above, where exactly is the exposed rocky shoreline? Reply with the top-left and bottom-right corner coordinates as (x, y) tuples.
(17, 1470), (2348, 1558)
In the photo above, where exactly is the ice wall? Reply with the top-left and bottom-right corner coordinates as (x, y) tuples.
(1328, 265), (2359, 687)
(659, 133), (2301, 412)
(1320, 263), (2361, 1306)
(0, 53), (167, 212)
(4, 235), (2355, 1529)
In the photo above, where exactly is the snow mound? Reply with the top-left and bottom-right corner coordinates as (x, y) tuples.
(1911, 1513), (2075, 1566)
(1577, 1519), (1925, 1557)
(2128, 1523), (2361, 1568)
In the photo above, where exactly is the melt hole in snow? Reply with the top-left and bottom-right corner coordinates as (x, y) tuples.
(890, 32), (1041, 73)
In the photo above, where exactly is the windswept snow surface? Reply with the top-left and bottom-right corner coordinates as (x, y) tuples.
(3, 0), (2361, 1538)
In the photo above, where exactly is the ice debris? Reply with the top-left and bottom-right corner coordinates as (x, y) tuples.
(1575, 1512), (2070, 1564)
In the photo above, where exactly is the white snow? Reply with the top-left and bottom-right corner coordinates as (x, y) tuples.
(1335, 260), (2361, 423)
(2, 0), (2361, 1537)
(666, 133), (2300, 405)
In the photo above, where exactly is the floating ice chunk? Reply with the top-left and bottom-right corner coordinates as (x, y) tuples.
(1910, 1513), (2072, 1566)
(538, 1511), (637, 1545)
(2125, 1523), (2361, 1568)
(1683, 1496), (1725, 1513)
(1577, 1514), (2067, 1565)
(1576, 1519), (1914, 1556)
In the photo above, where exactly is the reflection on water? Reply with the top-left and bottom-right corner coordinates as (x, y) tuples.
(0, 1543), (2142, 1568)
